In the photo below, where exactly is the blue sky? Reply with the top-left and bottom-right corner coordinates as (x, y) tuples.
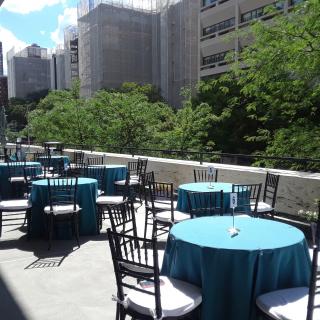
(0, 0), (78, 74)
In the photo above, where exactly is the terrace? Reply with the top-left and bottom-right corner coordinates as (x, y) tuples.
(0, 143), (319, 319)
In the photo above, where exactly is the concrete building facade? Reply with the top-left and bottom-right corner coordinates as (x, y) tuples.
(7, 44), (51, 99)
(199, 0), (301, 80)
(50, 48), (66, 90)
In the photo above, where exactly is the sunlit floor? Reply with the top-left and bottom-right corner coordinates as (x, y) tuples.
(0, 203), (155, 320)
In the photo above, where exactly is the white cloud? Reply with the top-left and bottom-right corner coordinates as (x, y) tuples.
(50, 7), (77, 46)
(0, 26), (27, 75)
(1, 0), (67, 15)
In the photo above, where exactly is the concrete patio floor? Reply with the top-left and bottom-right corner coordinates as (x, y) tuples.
(0, 204), (155, 320)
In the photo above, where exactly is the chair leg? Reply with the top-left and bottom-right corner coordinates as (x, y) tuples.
(115, 303), (120, 320)
(48, 215), (54, 250)
(119, 306), (126, 320)
(144, 209), (150, 238)
(74, 213), (80, 248)
(0, 210), (2, 237)
(26, 208), (31, 240)
(96, 205), (101, 234)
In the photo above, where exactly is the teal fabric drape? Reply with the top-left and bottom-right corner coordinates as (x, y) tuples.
(161, 217), (311, 320)
(0, 162), (41, 199)
(30, 178), (98, 238)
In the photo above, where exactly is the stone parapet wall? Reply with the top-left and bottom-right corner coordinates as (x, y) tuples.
(23, 145), (320, 216)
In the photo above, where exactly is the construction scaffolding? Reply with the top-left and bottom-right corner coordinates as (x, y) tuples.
(77, 0), (199, 107)
(64, 25), (79, 89)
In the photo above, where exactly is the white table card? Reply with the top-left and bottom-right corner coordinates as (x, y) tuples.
(228, 193), (240, 236)
(207, 166), (215, 189)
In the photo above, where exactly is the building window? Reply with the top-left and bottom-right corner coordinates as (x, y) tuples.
(241, 2), (284, 23)
(241, 7), (264, 23)
(290, 0), (304, 5)
(203, 17), (235, 36)
(202, 0), (217, 7)
(203, 51), (228, 66)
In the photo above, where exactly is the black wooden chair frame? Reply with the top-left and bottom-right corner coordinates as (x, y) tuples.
(46, 177), (80, 249)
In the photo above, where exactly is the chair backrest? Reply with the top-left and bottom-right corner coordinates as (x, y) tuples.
(23, 166), (41, 182)
(127, 158), (148, 176)
(85, 165), (105, 191)
(36, 152), (51, 170)
(73, 151), (84, 165)
(194, 168), (218, 183)
(187, 191), (224, 218)
(87, 156), (104, 166)
(140, 171), (155, 201)
(148, 181), (174, 220)
(47, 177), (78, 211)
(107, 200), (138, 237)
(138, 158), (148, 176)
(107, 228), (162, 318)
(263, 172), (280, 208)
(52, 158), (67, 177)
(232, 183), (262, 216)
(23, 166), (42, 193)
(127, 160), (139, 176)
(7, 161), (26, 177)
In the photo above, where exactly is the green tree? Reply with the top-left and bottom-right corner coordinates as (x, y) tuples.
(233, 0), (320, 159)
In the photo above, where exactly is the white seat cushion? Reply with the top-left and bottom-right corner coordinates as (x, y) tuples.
(130, 175), (139, 180)
(96, 196), (124, 205)
(251, 201), (273, 213)
(309, 248), (320, 269)
(97, 189), (104, 196)
(0, 199), (31, 211)
(126, 276), (202, 318)
(256, 287), (319, 320)
(9, 176), (25, 183)
(154, 200), (178, 210)
(122, 249), (165, 274)
(44, 204), (81, 215)
(114, 179), (139, 186)
(155, 211), (190, 223)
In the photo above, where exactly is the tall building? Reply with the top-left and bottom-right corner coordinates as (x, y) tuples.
(199, 0), (299, 80)
(7, 44), (51, 99)
(50, 47), (66, 90)
(77, 0), (199, 107)
(64, 25), (79, 89)
(0, 41), (3, 76)
(0, 0), (4, 7)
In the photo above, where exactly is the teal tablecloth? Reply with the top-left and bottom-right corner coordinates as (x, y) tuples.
(88, 165), (127, 195)
(177, 182), (233, 214)
(0, 161), (41, 199)
(30, 178), (98, 238)
(162, 217), (311, 320)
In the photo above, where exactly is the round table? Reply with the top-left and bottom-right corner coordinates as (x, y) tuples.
(30, 178), (98, 238)
(161, 216), (311, 320)
(0, 161), (42, 199)
(177, 182), (233, 213)
(88, 165), (127, 195)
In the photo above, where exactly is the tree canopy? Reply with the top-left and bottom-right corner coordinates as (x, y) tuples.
(8, 1), (320, 171)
